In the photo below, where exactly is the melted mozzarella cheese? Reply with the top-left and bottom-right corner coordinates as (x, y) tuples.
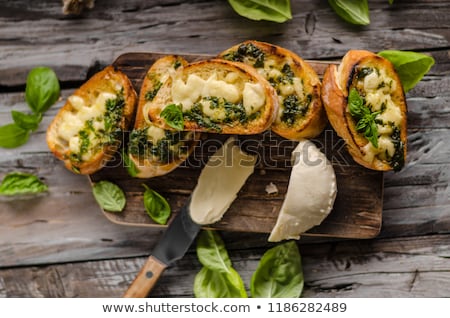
(203, 73), (240, 104)
(170, 72), (265, 117)
(242, 82), (265, 114)
(147, 125), (167, 144)
(268, 140), (337, 242)
(377, 99), (402, 126)
(58, 92), (116, 158)
(200, 99), (226, 121)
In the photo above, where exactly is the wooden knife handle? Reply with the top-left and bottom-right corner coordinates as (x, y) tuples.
(123, 255), (167, 298)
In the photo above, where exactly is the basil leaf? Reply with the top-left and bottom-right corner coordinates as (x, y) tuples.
(142, 184), (171, 224)
(251, 241), (304, 298)
(194, 267), (247, 298)
(389, 0), (394, 4)
(0, 123), (30, 148)
(92, 180), (126, 212)
(378, 50), (435, 92)
(348, 87), (364, 117)
(122, 149), (140, 177)
(25, 66), (60, 114)
(228, 0), (292, 23)
(160, 104), (184, 130)
(0, 172), (48, 196)
(11, 111), (42, 131)
(328, 0), (370, 25)
(197, 230), (232, 272)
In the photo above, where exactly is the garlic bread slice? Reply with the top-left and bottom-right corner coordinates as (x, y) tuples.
(147, 58), (279, 134)
(129, 55), (200, 178)
(322, 50), (407, 171)
(46, 66), (137, 174)
(220, 40), (326, 140)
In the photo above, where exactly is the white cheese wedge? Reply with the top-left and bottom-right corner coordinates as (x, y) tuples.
(189, 137), (257, 225)
(268, 139), (337, 242)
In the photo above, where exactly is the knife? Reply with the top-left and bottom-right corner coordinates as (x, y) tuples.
(123, 137), (256, 297)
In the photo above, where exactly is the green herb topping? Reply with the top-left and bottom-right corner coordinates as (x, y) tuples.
(348, 88), (380, 148)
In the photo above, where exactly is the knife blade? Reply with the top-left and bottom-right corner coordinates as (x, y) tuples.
(123, 137), (256, 298)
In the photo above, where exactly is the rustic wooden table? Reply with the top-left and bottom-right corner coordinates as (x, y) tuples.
(0, 0), (449, 298)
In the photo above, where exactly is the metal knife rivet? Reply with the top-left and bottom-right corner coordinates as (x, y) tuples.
(146, 271), (154, 279)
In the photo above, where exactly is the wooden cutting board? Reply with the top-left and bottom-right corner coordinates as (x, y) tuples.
(88, 52), (383, 239)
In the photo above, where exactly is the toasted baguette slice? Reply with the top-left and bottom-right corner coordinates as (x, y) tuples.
(129, 55), (200, 178)
(47, 66), (137, 174)
(322, 50), (407, 171)
(219, 40), (326, 140)
(147, 58), (279, 134)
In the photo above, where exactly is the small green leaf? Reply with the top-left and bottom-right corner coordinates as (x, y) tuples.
(122, 149), (140, 177)
(197, 230), (232, 272)
(11, 111), (42, 131)
(194, 267), (247, 298)
(388, 0), (394, 4)
(142, 184), (171, 224)
(251, 241), (304, 298)
(92, 181), (126, 212)
(378, 50), (435, 92)
(228, 0), (292, 23)
(25, 66), (60, 114)
(348, 87), (364, 117)
(0, 172), (48, 196)
(160, 104), (184, 130)
(0, 123), (30, 148)
(328, 0), (370, 25)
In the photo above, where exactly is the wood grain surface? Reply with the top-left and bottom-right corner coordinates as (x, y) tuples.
(0, 0), (449, 298)
(88, 52), (383, 239)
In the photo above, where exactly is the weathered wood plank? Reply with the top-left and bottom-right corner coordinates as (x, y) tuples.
(0, 0), (449, 86)
(0, 234), (448, 297)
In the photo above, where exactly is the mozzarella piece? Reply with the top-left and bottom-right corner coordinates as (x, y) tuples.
(242, 82), (265, 114)
(200, 99), (226, 121)
(190, 137), (257, 225)
(203, 73), (240, 104)
(268, 139), (337, 242)
(146, 125), (166, 144)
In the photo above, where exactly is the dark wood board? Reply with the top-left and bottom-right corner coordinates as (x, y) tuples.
(89, 52), (384, 239)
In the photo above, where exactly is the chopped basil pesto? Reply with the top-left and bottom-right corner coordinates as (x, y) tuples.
(182, 96), (261, 132)
(281, 94), (311, 126)
(389, 126), (405, 171)
(128, 127), (189, 164)
(69, 92), (125, 164)
(222, 43), (265, 68)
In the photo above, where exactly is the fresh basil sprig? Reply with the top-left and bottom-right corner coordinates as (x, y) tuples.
(194, 230), (247, 298)
(328, 0), (370, 25)
(348, 88), (380, 148)
(0, 172), (48, 197)
(0, 67), (60, 149)
(160, 104), (184, 131)
(142, 184), (171, 225)
(227, 0), (292, 23)
(378, 50), (435, 93)
(251, 241), (304, 298)
(92, 180), (126, 212)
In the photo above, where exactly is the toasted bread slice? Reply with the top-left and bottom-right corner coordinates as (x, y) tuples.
(129, 55), (200, 178)
(219, 40), (326, 140)
(147, 58), (279, 134)
(322, 50), (407, 171)
(46, 66), (137, 174)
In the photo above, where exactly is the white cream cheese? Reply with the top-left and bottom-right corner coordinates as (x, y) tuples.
(268, 139), (337, 242)
(189, 137), (257, 225)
